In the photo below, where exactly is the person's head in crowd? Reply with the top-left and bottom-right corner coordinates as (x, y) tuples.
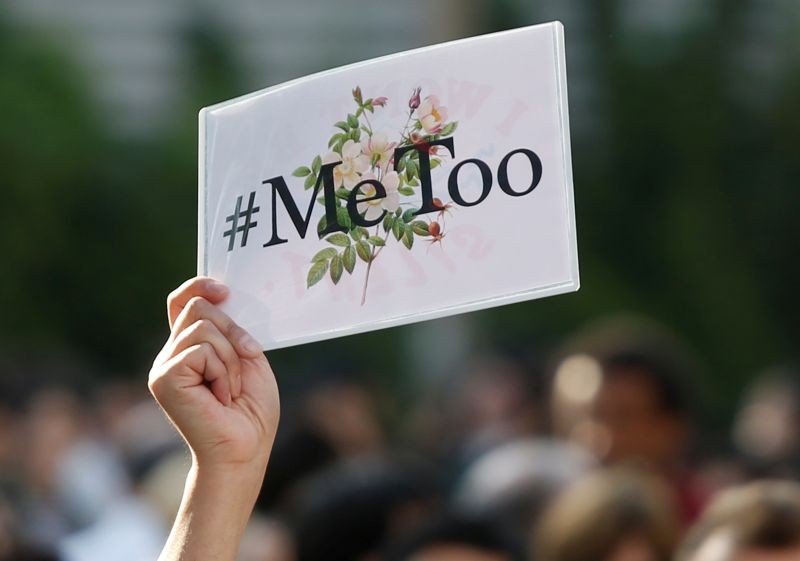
(455, 438), (594, 539)
(427, 352), (543, 465)
(454, 353), (540, 438)
(551, 316), (698, 471)
(291, 456), (439, 561)
(302, 378), (385, 459)
(404, 351), (543, 468)
(0, 487), (59, 561)
(256, 420), (336, 511)
(732, 364), (800, 473)
(677, 481), (800, 561)
(534, 468), (678, 561)
(384, 512), (525, 561)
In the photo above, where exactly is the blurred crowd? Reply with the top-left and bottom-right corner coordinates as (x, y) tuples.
(2, 315), (800, 561)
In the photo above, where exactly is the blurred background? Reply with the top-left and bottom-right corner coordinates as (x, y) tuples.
(1, 1), (799, 561)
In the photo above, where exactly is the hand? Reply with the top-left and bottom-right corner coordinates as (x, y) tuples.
(149, 277), (280, 470)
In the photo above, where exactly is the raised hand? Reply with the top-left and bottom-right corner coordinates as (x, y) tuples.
(149, 277), (280, 561)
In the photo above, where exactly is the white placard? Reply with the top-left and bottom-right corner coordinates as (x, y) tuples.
(199, 21), (579, 350)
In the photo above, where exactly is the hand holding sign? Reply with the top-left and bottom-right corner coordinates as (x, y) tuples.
(150, 277), (280, 561)
(148, 277), (280, 468)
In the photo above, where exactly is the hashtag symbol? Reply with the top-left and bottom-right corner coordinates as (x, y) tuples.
(223, 192), (260, 251)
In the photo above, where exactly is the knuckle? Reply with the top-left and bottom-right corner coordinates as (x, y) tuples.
(190, 318), (213, 336)
(184, 296), (208, 318)
(166, 287), (179, 307)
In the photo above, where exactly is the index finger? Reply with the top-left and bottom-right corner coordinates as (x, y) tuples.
(166, 277), (229, 329)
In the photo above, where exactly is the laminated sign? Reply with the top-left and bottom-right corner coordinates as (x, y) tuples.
(199, 21), (579, 350)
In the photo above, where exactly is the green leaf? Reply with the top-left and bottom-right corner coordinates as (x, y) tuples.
(328, 133), (344, 148)
(402, 228), (414, 249)
(439, 122), (457, 136)
(368, 236), (386, 246)
(343, 246), (356, 273)
(407, 176), (419, 187)
(392, 219), (403, 241)
(335, 187), (350, 200)
(336, 207), (352, 230)
(347, 113), (359, 128)
(350, 129), (361, 141)
(356, 239), (372, 262)
(293, 166), (311, 177)
(312, 155), (322, 174)
(355, 107), (363, 118)
(317, 215), (328, 236)
(312, 247), (338, 262)
(304, 174), (316, 189)
(334, 121), (349, 131)
(383, 214), (395, 233)
(326, 233), (351, 247)
(330, 254), (343, 284)
(430, 158), (441, 169)
(402, 208), (418, 223)
(411, 221), (430, 236)
(307, 260), (328, 288)
(398, 186), (414, 196)
(359, 227), (370, 238)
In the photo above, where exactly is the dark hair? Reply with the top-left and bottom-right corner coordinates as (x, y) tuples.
(552, 315), (698, 419)
(292, 457), (439, 561)
(677, 480), (800, 560)
(256, 421), (336, 510)
(601, 350), (688, 417)
(385, 512), (525, 561)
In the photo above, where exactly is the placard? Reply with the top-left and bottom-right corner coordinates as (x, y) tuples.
(199, 21), (579, 350)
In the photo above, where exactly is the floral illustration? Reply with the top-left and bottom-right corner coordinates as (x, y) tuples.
(294, 86), (459, 305)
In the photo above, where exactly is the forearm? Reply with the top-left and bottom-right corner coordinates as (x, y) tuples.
(158, 459), (267, 561)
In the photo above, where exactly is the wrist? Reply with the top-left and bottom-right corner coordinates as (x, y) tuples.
(189, 455), (267, 504)
(159, 452), (267, 561)
(191, 453), (267, 483)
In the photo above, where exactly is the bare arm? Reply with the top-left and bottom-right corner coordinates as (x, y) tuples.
(149, 277), (280, 561)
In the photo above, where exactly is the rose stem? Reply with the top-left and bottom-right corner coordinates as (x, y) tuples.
(360, 225), (391, 306)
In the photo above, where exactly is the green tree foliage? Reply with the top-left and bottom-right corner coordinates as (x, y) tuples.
(0, 3), (797, 416)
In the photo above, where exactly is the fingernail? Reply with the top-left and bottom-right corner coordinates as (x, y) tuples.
(240, 333), (261, 355)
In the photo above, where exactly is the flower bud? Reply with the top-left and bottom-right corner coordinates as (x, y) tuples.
(408, 87), (421, 110)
